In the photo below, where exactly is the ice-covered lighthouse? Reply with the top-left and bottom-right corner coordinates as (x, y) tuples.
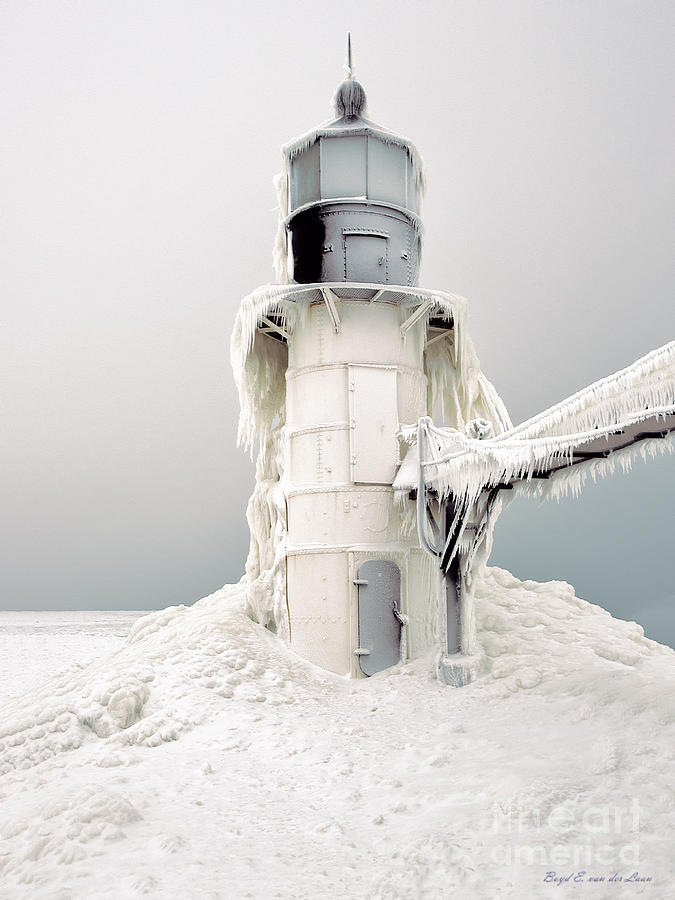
(232, 41), (511, 680)
(232, 41), (675, 683)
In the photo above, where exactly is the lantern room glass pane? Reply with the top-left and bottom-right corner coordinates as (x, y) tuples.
(290, 141), (320, 210)
(320, 136), (367, 199)
(367, 138), (407, 207)
(406, 160), (419, 214)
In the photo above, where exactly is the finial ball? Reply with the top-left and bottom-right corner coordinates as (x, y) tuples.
(334, 79), (366, 119)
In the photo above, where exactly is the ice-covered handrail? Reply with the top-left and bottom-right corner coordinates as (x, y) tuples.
(508, 341), (675, 441)
(409, 341), (675, 506)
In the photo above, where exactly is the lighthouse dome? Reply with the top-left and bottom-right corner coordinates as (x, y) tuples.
(333, 78), (367, 119)
(276, 47), (424, 286)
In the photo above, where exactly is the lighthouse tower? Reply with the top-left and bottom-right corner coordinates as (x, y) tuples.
(233, 45), (511, 680)
(281, 58), (437, 678)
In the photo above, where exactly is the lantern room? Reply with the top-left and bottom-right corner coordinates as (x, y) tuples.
(281, 68), (424, 287)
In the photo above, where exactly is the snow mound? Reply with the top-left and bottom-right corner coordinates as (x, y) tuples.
(0, 583), (308, 780)
(475, 567), (671, 693)
(1, 570), (673, 898)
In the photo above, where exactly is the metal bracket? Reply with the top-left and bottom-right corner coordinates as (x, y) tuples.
(320, 287), (342, 333)
(259, 316), (290, 341)
(637, 430), (669, 439)
(573, 450), (612, 459)
(424, 329), (452, 350)
(401, 299), (433, 338)
(392, 600), (408, 626)
(353, 648), (370, 656)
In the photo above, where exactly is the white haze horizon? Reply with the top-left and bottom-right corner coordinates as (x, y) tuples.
(1, 2), (674, 647)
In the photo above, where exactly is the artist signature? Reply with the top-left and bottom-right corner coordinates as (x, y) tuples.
(544, 871), (653, 885)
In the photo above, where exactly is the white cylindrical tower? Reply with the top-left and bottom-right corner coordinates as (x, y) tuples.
(234, 50), (510, 680)
(285, 295), (433, 676)
(278, 64), (442, 677)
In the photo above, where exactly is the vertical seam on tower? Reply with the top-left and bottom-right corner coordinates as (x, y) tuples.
(316, 430), (323, 483)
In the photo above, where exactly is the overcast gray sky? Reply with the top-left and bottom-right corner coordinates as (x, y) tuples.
(1, 1), (673, 646)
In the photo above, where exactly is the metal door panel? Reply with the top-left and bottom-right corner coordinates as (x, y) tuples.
(348, 365), (398, 483)
(356, 559), (402, 676)
(344, 233), (388, 283)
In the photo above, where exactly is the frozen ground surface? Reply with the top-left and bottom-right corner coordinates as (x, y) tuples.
(0, 612), (148, 705)
(0, 569), (673, 899)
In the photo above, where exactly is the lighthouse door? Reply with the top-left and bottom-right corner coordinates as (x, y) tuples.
(344, 231), (389, 283)
(355, 560), (402, 676)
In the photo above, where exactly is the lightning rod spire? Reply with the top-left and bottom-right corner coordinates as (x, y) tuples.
(334, 32), (366, 118)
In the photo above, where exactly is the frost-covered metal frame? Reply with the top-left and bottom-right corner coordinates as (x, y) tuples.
(405, 341), (675, 684)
